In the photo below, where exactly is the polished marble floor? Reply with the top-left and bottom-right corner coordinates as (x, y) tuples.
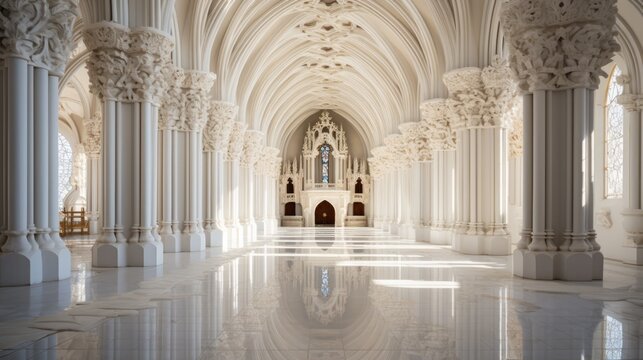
(0, 228), (642, 360)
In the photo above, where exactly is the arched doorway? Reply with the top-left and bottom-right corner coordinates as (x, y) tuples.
(315, 200), (335, 226)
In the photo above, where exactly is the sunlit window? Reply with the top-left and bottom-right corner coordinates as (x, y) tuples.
(58, 133), (73, 210)
(605, 65), (624, 199)
(320, 144), (331, 183)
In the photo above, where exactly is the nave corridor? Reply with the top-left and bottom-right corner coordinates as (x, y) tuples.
(0, 228), (641, 360)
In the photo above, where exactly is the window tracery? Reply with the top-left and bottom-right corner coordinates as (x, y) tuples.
(320, 144), (331, 183)
(58, 132), (73, 210)
(605, 65), (624, 199)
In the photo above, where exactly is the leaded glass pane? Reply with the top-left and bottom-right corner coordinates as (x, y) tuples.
(58, 133), (73, 210)
(320, 144), (330, 183)
(605, 66), (624, 199)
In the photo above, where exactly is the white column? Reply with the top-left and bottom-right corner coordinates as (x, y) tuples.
(84, 112), (102, 235)
(619, 94), (643, 265)
(1, 2), (78, 284)
(503, 0), (617, 280)
(86, 24), (170, 267)
(0, 57), (43, 285)
(224, 121), (247, 249)
(444, 62), (514, 255)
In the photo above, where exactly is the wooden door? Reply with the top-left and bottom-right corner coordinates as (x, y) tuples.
(314, 200), (335, 226)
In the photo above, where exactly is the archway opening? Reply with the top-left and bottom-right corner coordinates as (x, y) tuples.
(315, 200), (335, 226)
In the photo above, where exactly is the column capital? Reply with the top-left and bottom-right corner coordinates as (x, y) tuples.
(399, 122), (432, 162)
(383, 134), (411, 168)
(444, 60), (517, 130)
(242, 130), (265, 167)
(180, 70), (216, 132)
(502, 0), (620, 93)
(257, 147), (280, 176)
(83, 22), (173, 105)
(617, 94), (643, 112)
(226, 121), (247, 161)
(421, 98), (456, 151)
(0, 0), (79, 75)
(204, 101), (238, 152)
(84, 110), (102, 155)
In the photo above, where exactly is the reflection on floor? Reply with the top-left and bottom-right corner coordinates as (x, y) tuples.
(0, 228), (642, 360)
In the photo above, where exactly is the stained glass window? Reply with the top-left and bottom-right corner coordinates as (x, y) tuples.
(321, 268), (330, 298)
(605, 66), (624, 199)
(58, 133), (73, 210)
(320, 144), (331, 183)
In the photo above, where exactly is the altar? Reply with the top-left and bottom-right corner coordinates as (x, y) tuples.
(279, 111), (370, 227)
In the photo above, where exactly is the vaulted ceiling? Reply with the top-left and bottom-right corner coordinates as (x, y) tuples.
(174, 0), (504, 151)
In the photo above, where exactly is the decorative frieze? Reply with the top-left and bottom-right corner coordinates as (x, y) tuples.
(226, 121), (248, 161)
(83, 22), (173, 105)
(0, 0), (79, 75)
(502, 0), (620, 92)
(204, 101), (238, 152)
(421, 99), (456, 151)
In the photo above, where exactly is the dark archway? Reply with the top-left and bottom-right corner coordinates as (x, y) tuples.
(286, 178), (294, 194)
(314, 200), (335, 226)
(355, 178), (363, 194)
(353, 202), (365, 216)
(285, 202), (296, 216)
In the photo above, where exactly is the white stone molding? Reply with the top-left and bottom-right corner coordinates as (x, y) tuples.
(421, 99), (456, 151)
(204, 101), (238, 153)
(399, 122), (432, 163)
(83, 22), (173, 105)
(618, 93), (643, 112)
(502, 0), (620, 92)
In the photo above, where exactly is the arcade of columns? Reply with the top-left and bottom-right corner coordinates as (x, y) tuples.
(369, 0), (627, 280)
(0, 0), (638, 285)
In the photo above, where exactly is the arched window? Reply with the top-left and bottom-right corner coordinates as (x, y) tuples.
(286, 178), (294, 194)
(605, 65), (624, 199)
(58, 132), (73, 209)
(355, 178), (363, 194)
(320, 143), (331, 183)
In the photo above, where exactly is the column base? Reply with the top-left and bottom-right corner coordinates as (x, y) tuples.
(41, 246), (71, 281)
(207, 226), (226, 248)
(415, 226), (431, 242)
(513, 249), (603, 281)
(429, 228), (453, 245)
(181, 232), (205, 252)
(453, 233), (511, 255)
(89, 218), (100, 235)
(390, 223), (401, 235)
(92, 242), (127, 268)
(127, 242), (163, 267)
(400, 224), (416, 240)
(0, 249), (43, 286)
(622, 244), (643, 265)
(161, 233), (181, 253)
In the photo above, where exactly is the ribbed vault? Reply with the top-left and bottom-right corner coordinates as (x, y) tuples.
(175, 0), (488, 150)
